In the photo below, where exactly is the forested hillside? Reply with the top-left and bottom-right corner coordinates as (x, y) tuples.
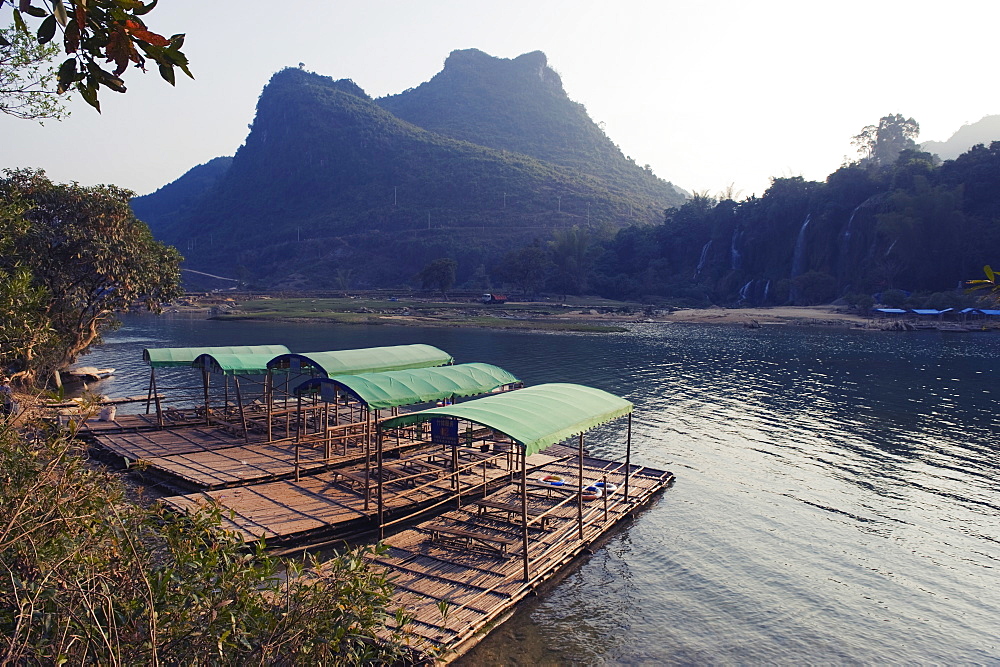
(133, 59), (683, 288)
(589, 139), (1000, 306)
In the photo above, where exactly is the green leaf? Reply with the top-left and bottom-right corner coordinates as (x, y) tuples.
(984, 265), (995, 282)
(133, 0), (159, 16)
(22, 5), (48, 18)
(37, 15), (57, 44)
(158, 62), (175, 86)
(77, 81), (101, 112)
(98, 69), (128, 93)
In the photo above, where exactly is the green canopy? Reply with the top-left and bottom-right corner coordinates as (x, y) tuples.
(191, 353), (278, 376)
(293, 363), (521, 410)
(143, 345), (289, 368)
(268, 344), (453, 377)
(379, 383), (632, 456)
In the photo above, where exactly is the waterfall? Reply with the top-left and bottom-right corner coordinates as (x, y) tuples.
(730, 229), (743, 270)
(838, 204), (863, 281)
(884, 239), (897, 257)
(840, 204), (861, 242)
(790, 214), (811, 277)
(762, 280), (771, 303)
(738, 280), (752, 302)
(693, 240), (713, 279)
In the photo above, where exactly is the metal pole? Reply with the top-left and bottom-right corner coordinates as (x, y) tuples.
(145, 369), (154, 414)
(202, 368), (211, 426)
(377, 426), (384, 539)
(151, 370), (163, 428)
(364, 408), (371, 511)
(266, 371), (273, 442)
(521, 446), (529, 582)
(284, 372), (290, 439)
(235, 376), (248, 443)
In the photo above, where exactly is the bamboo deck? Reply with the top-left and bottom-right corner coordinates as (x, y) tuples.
(89, 424), (252, 460)
(373, 459), (674, 661)
(160, 449), (566, 545)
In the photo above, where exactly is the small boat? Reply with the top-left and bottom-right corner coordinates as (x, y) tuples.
(67, 366), (116, 382)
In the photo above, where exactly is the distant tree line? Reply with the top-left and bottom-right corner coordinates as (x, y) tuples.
(471, 115), (1000, 308)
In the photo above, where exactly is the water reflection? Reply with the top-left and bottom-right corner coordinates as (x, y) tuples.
(83, 315), (1000, 663)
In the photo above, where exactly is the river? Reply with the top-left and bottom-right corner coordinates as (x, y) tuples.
(81, 315), (1000, 664)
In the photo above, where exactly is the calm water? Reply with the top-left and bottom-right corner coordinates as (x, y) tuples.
(83, 316), (1000, 664)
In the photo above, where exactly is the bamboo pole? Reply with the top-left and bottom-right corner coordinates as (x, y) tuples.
(578, 433), (584, 540)
(625, 412), (632, 501)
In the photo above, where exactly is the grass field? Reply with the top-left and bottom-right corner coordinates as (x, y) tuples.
(213, 297), (632, 333)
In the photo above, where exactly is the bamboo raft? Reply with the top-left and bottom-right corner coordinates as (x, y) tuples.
(160, 449), (566, 545)
(372, 458), (674, 661)
(88, 411), (434, 492)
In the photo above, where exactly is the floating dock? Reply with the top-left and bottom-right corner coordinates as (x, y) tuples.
(373, 458), (673, 661)
(160, 446), (556, 544)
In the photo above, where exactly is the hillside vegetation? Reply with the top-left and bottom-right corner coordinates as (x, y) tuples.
(133, 54), (685, 289)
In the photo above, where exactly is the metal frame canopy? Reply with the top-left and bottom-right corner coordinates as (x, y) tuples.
(191, 353), (280, 376)
(293, 363), (521, 410)
(143, 345), (289, 368)
(267, 344), (453, 377)
(376, 383), (635, 581)
(379, 383), (632, 457)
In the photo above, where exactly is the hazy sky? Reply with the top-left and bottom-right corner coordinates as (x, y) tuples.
(2, 0), (998, 198)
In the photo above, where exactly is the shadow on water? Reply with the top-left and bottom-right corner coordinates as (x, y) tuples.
(84, 315), (1000, 663)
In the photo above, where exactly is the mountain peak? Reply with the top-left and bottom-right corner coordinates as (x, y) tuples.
(267, 67), (371, 101)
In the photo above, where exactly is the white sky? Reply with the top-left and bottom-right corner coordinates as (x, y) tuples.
(2, 0), (998, 199)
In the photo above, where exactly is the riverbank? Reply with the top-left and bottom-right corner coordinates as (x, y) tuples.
(186, 295), (872, 332)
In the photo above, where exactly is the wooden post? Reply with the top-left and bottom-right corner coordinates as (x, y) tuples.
(625, 412), (632, 501)
(521, 447), (529, 582)
(578, 433), (584, 540)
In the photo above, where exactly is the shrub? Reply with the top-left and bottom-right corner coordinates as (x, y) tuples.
(0, 420), (414, 664)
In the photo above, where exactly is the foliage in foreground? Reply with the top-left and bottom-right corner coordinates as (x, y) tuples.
(0, 419), (415, 665)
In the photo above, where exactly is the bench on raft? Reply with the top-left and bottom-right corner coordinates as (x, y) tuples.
(424, 524), (519, 556)
(473, 498), (553, 530)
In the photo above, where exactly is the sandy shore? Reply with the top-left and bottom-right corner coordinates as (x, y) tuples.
(182, 299), (871, 331)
